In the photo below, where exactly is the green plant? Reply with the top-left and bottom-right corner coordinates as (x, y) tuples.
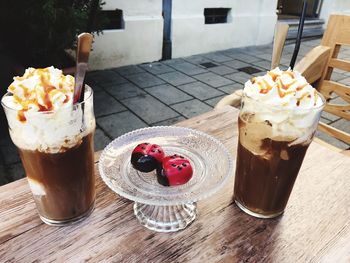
(0, 0), (107, 68)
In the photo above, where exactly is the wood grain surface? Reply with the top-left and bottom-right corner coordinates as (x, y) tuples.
(1, 106), (350, 263)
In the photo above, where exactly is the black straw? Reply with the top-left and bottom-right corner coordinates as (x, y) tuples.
(290, 0), (308, 69)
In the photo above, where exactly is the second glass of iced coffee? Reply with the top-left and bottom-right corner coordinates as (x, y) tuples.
(234, 68), (325, 218)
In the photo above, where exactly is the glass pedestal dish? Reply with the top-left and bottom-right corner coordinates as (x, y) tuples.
(99, 126), (233, 232)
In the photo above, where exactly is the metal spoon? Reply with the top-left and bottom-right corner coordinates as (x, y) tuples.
(73, 33), (93, 104)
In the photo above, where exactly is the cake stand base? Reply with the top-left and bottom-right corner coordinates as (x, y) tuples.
(133, 202), (197, 232)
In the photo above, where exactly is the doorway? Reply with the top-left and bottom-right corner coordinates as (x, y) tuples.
(277, 0), (323, 19)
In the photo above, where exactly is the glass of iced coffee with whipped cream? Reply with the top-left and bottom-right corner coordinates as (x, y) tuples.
(234, 68), (325, 218)
(1, 67), (96, 226)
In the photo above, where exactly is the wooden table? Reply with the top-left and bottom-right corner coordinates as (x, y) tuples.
(1, 106), (350, 262)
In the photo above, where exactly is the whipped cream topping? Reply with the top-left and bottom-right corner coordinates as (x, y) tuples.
(4, 67), (74, 122)
(2, 67), (95, 153)
(242, 68), (324, 143)
(244, 67), (323, 109)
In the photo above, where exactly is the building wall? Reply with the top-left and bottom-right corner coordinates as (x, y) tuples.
(90, 0), (163, 70)
(171, 0), (278, 58)
(90, 0), (278, 69)
(320, 0), (350, 27)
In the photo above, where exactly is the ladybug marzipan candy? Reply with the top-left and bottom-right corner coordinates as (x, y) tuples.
(156, 154), (193, 186)
(131, 143), (165, 172)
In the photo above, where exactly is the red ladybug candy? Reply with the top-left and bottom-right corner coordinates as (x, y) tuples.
(131, 143), (165, 172)
(156, 154), (193, 186)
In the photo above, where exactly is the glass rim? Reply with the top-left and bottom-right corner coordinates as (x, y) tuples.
(242, 89), (326, 112)
(1, 85), (93, 114)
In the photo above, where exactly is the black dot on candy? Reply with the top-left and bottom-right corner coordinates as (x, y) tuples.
(172, 164), (176, 167)
(144, 143), (149, 145)
(141, 147), (146, 150)
(171, 156), (175, 159)
(151, 150), (155, 153)
(182, 163), (187, 167)
(180, 156), (184, 159)
(158, 150), (162, 153)
(177, 166), (182, 170)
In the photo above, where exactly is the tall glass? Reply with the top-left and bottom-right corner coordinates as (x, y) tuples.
(234, 92), (325, 218)
(1, 86), (96, 226)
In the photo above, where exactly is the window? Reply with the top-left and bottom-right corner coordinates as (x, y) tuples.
(100, 9), (124, 30)
(204, 8), (231, 24)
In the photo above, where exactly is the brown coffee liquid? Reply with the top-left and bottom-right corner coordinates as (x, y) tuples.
(18, 133), (95, 221)
(234, 117), (309, 216)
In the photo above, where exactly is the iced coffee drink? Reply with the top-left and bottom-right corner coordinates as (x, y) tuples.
(1, 67), (96, 225)
(234, 68), (325, 218)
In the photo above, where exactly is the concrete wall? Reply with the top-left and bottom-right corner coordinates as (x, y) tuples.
(320, 0), (350, 27)
(90, 0), (163, 70)
(171, 0), (278, 58)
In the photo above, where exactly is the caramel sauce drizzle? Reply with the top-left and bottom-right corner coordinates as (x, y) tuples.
(297, 83), (308, 91)
(255, 70), (317, 107)
(296, 92), (311, 106)
(12, 68), (72, 122)
(267, 71), (278, 81)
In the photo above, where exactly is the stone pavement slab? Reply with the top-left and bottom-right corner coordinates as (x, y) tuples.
(253, 53), (273, 61)
(205, 95), (226, 107)
(94, 128), (112, 151)
(183, 55), (215, 65)
(171, 99), (212, 118)
(113, 65), (145, 76)
(121, 94), (179, 124)
(158, 71), (196, 86)
(218, 82), (243, 94)
(145, 84), (193, 105)
(253, 60), (272, 70)
(338, 77), (350, 86)
(94, 91), (126, 117)
(140, 62), (174, 75)
(193, 72), (233, 88)
(88, 70), (127, 85)
(162, 58), (186, 66)
(225, 71), (253, 84)
(332, 118), (350, 134)
(177, 82), (224, 100)
(151, 116), (186, 126)
(97, 111), (147, 138)
(208, 65), (238, 75)
(104, 82), (146, 100)
(125, 72), (165, 88)
(330, 72), (348, 81)
(223, 60), (252, 69)
(226, 53), (262, 63)
(168, 61), (208, 75)
(202, 52), (233, 63)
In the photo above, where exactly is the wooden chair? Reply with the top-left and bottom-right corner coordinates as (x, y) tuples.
(216, 14), (350, 154)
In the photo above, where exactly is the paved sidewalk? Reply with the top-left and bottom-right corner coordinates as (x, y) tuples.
(1, 37), (349, 184)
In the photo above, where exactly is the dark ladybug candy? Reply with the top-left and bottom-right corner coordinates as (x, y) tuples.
(156, 154), (193, 186)
(131, 143), (165, 172)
